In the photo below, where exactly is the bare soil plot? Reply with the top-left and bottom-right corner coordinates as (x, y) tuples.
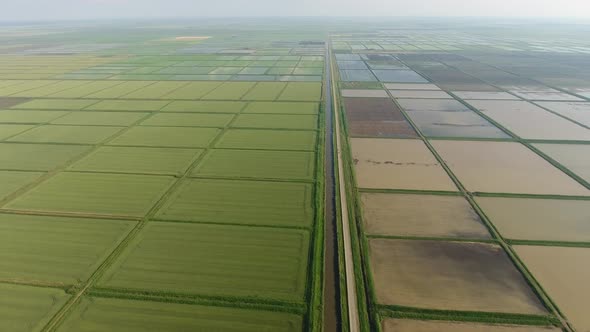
(86, 100), (169, 112)
(0, 171), (43, 200)
(7, 125), (123, 144)
(467, 100), (590, 140)
(534, 143), (590, 183)
(139, 113), (233, 127)
(382, 319), (561, 332)
(361, 193), (489, 238)
(192, 149), (314, 180)
(6, 172), (175, 217)
(514, 245), (590, 332)
(0, 110), (68, 124)
(10, 98), (98, 110)
(404, 109), (509, 138)
(341, 89), (388, 98)
(98, 222), (310, 301)
(58, 297), (303, 332)
(0, 283), (69, 332)
(351, 138), (456, 191)
(243, 101), (319, 114)
(369, 239), (546, 314)
(0, 213), (133, 284)
(383, 83), (441, 90)
(155, 178), (313, 227)
(0, 97), (29, 108)
(109, 126), (220, 148)
(432, 141), (589, 195)
(452, 91), (520, 100)
(0, 143), (90, 171)
(0, 124), (35, 139)
(161, 100), (245, 113)
(51, 111), (147, 126)
(343, 97), (417, 138)
(536, 102), (590, 127)
(70, 146), (202, 176)
(231, 114), (317, 130)
(215, 129), (316, 151)
(476, 196), (590, 242)
(389, 90), (453, 99)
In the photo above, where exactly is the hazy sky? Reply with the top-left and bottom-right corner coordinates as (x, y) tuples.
(2, 0), (590, 21)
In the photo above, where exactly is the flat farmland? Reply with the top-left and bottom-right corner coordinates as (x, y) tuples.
(57, 297), (303, 332)
(514, 246), (590, 332)
(368, 239), (546, 314)
(0, 283), (69, 332)
(351, 138), (457, 191)
(192, 149), (315, 180)
(154, 178), (314, 227)
(5, 172), (176, 217)
(98, 222), (310, 302)
(333, 35), (590, 332)
(361, 193), (490, 238)
(431, 140), (589, 195)
(215, 129), (317, 150)
(0, 214), (134, 285)
(382, 319), (561, 332)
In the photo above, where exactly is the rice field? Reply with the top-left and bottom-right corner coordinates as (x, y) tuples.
(333, 22), (590, 332)
(2, 17), (590, 332)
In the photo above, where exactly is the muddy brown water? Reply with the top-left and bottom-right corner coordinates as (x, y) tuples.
(0, 97), (30, 108)
(368, 238), (547, 314)
(467, 100), (590, 140)
(536, 101), (590, 127)
(405, 110), (509, 138)
(476, 196), (590, 242)
(351, 138), (456, 191)
(514, 246), (590, 332)
(361, 193), (490, 238)
(534, 143), (590, 183)
(343, 97), (418, 138)
(432, 140), (590, 195)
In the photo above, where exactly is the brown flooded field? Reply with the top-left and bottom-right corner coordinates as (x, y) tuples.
(536, 102), (590, 127)
(340, 89), (388, 98)
(397, 98), (469, 112)
(467, 100), (590, 140)
(476, 197), (590, 242)
(405, 110), (509, 138)
(368, 239), (547, 314)
(0, 97), (29, 108)
(514, 246), (590, 332)
(361, 193), (490, 238)
(351, 138), (456, 191)
(382, 319), (561, 332)
(432, 141), (590, 195)
(343, 97), (417, 137)
(534, 143), (590, 183)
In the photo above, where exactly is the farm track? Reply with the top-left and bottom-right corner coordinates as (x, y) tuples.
(328, 44), (361, 332)
(323, 45), (340, 332)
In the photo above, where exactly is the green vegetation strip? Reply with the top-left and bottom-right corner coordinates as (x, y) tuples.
(378, 305), (561, 326)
